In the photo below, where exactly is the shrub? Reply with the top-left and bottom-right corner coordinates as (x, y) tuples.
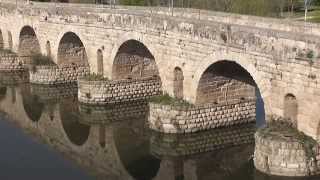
(31, 53), (55, 66)
(150, 93), (194, 107)
(83, 73), (109, 81)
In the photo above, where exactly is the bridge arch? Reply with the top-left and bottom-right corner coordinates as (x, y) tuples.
(18, 26), (41, 63)
(112, 39), (160, 80)
(57, 32), (89, 66)
(192, 51), (271, 122)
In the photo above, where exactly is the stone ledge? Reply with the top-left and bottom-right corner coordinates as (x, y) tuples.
(148, 100), (256, 134)
(29, 65), (90, 85)
(78, 76), (162, 105)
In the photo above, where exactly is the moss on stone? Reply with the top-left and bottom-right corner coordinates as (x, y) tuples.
(31, 53), (55, 66)
(82, 73), (109, 81)
(150, 94), (194, 107)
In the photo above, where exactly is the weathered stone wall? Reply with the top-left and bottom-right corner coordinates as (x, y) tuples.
(29, 64), (89, 85)
(150, 123), (255, 157)
(78, 100), (148, 125)
(0, 52), (25, 71)
(254, 131), (320, 177)
(1, 1), (320, 139)
(148, 100), (256, 133)
(78, 76), (162, 104)
(30, 83), (78, 102)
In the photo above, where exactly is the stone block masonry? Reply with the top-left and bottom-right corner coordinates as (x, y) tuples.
(0, 52), (25, 72)
(30, 83), (78, 102)
(148, 100), (256, 134)
(254, 131), (320, 177)
(78, 76), (162, 105)
(29, 64), (90, 85)
(78, 100), (149, 125)
(150, 123), (255, 157)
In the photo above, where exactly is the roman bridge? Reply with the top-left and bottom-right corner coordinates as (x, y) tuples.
(0, 1), (320, 139)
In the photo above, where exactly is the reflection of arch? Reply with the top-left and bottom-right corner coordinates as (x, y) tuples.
(99, 126), (106, 148)
(0, 86), (7, 102)
(284, 93), (298, 127)
(112, 40), (159, 80)
(60, 98), (90, 146)
(97, 49), (103, 75)
(114, 119), (160, 180)
(57, 32), (88, 66)
(173, 67), (184, 99)
(46, 41), (51, 57)
(196, 60), (265, 124)
(7, 31), (12, 50)
(0, 30), (4, 49)
(21, 84), (44, 122)
(18, 26), (41, 62)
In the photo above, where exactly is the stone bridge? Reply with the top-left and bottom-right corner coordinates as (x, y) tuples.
(0, 1), (320, 140)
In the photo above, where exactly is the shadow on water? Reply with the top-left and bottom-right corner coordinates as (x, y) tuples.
(0, 79), (318, 180)
(113, 118), (161, 180)
(21, 84), (44, 122)
(60, 97), (90, 146)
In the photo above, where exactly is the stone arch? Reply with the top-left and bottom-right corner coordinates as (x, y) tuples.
(112, 39), (160, 80)
(97, 49), (104, 75)
(195, 59), (267, 125)
(283, 93), (298, 127)
(0, 30), (4, 49)
(196, 60), (257, 105)
(57, 32), (88, 66)
(192, 51), (271, 121)
(173, 67), (184, 99)
(46, 40), (51, 57)
(60, 97), (90, 146)
(18, 26), (41, 63)
(7, 31), (12, 50)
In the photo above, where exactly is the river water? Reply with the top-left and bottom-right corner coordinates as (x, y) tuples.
(0, 73), (319, 180)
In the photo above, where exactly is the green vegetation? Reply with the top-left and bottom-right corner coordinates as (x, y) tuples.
(0, 48), (14, 54)
(258, 120), (318, 161)
(31, 54), (55, 66)
(83, 73), (109, 81)
(150, 93), (194, 107)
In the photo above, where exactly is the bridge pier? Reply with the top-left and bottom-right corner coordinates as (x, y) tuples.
(78, 76), (162, 105)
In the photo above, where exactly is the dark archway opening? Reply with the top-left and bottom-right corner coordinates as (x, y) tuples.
(46, 41), (51, 57)
(283, 94), (298, 127)
(0, 30), (4, 50)
(196, 60), (265, 126)
(97, 49), (103, 75)
(18, 26), (41, 64)
(57, 32), (88, 66)
(7, 31), (12, 50)
(112, 40), (159, 80)
(173, 67), (184, 99)
(60, 97), (90, 146)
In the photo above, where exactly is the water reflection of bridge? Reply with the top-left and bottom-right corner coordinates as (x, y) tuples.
(0, 79), (309, 180)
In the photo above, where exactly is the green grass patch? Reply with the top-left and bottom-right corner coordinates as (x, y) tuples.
(82, 73), (109, 81)
(0, 48), (14, 54)
(31, 54), (55, 66)
(150, 94), (194, 107)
